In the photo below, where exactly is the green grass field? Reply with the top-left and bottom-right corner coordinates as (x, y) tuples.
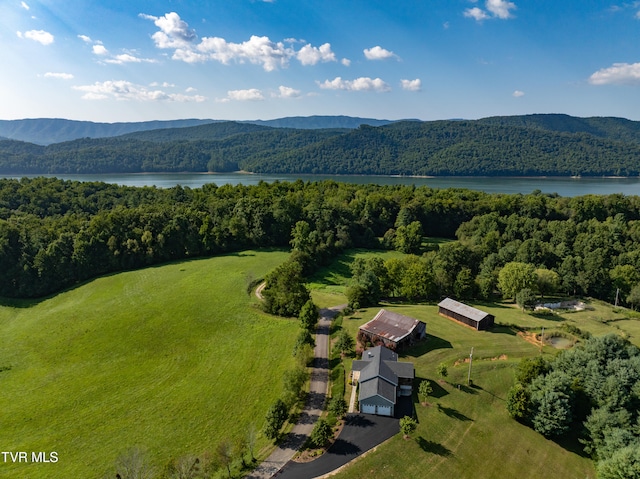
(307, 250), (640, 479)
(330, 303), (599, 479)
(0, 250), (297, 479)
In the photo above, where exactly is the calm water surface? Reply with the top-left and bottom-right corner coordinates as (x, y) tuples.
(3, 172), (640, 197)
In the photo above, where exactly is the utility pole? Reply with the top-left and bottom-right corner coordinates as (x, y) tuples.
(615, 288), (620, 307)
(467, 347), (474, 385)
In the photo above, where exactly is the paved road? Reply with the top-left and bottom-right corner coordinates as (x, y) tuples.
(245, 307), (340, 479)
(274, 412), (401, 479)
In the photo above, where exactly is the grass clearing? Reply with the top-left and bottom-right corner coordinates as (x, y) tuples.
(0, 250), (296, 479)
(307, 248), (404, 308)
(331, 297), (640, 478)
(332, 303), (598, 478)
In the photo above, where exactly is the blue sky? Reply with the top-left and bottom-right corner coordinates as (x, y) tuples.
(1, 0), (639, 122)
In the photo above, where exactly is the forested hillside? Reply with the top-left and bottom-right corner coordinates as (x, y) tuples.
(1, 116), (640, 176)
(0, 118), (215, 145)
(0, 115), (389, 144)
(478, 114), (640, 144)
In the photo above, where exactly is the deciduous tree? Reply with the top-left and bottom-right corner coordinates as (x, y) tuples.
(264, 399), (288, 441)
(498, 261), (536, 301)
(400, 416), (418, 438)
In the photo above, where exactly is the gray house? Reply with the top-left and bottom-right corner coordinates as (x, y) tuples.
(351, 345), (414, 416)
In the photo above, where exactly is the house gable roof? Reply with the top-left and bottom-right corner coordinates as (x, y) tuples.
(359, 377), (396, 404)
(438, 297), (491, 323)
(359, 309), (425, 344)
(355, 345), (415, 406)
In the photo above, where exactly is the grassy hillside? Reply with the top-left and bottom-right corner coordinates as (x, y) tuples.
(307, 250), (640, 478)
(331, 303), (600, 479)
(0, 250), (296, 479)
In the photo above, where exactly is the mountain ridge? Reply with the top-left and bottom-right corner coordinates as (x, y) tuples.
(0, 116), (395, 145)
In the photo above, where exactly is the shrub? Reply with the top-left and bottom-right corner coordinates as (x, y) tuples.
(310, 419), (332, 448)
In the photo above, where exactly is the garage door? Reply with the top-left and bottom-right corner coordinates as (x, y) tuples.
(361, 403), (376, 414)
(377, 405), (392, 416)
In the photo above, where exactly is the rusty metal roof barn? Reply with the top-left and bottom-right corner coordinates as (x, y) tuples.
(358, 309), (426, 349)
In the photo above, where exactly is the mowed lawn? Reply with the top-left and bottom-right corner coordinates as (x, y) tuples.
(333, 304), (597, 478)
(0, 250), (297, 479)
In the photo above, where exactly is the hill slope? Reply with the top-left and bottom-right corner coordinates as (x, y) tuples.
(0, 118), (217, 145)
(1, 115), (640, 176)
(477, 114), (640, 144)
(0, 251), (296, 479)
(0, 115), (391, 145)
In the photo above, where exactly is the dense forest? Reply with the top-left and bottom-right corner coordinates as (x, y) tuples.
(3, 177), (640, 307)
(1, 115), (640, 176)
(507, 335), (640, 478)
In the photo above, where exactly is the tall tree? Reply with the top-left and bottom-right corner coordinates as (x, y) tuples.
(262, 260), (311, 317)
(498, 261), (537, 301)
(393, 221), (423, 254)
(264, 399), (288, 441)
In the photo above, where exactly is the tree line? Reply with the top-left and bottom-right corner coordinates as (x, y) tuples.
(3, 177), (640, 303)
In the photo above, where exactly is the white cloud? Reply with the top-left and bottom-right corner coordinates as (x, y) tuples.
(142, 11), (339, 71)
(185, 87), (197, 93)
(21, 2), (29, 10)
(464, 0), (516, 21)
(226, 89), (265, 101)
(464, 7), (490, 21)
(486, 0), (516, 19)
(341, 58), (351, 66)
(90, 41), (156, 64)
(363, 46), (397, 61)
(636, 10), (640, 19)
(92, 44), (109, 55)
(195, 35), (294, 71)
(73, 80), (206, 102)
(401, 79), (422, 91)
(318, 77), (391, 92)
(105, 53), (157, 64)
(44, 72), (74, 80)
(512, 90), (525, 97)
(275, 85), (301, 98)
(140, 12), (197, 49)
(297, 43), (336, 65)
(78, 34), (92, 43)
(589, 62), (640, 85)
(17, 30), (54, 45)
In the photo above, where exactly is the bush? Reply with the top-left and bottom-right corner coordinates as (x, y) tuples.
(506, 383), (530, 420)
(400, 416), (417, 437)
(310, 419), (333, 448)
(328, 397), (348, 418)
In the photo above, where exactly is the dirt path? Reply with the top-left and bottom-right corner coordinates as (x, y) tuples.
(255, 281), (266, 301)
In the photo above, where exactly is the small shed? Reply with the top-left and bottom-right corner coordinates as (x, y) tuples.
(438, 298), (494, 331)
(358, 309), (426, 351)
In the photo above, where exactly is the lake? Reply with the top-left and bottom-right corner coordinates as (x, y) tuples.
(3, 172), (640, 197)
